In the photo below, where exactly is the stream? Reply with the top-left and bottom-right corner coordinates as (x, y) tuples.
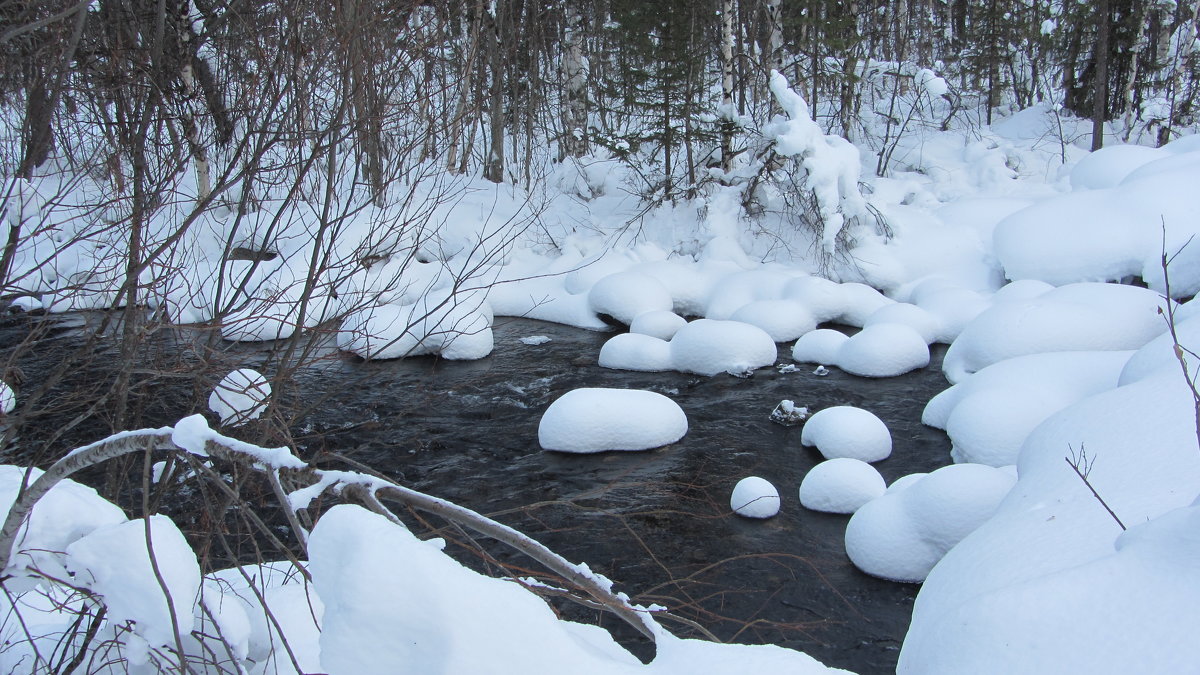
(285, 317), (954, 674)
(0, 312), (953, 674)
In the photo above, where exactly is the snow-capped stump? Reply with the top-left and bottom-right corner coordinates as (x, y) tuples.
(801, 406), (891, 462)
(730, 299), (818, 342)
(669, 319), (777, 377)
(209, 369), (272, 427)
(0, 381), (14, 414)
(844, 463), (1016, 583)
(791, 328), (848, 365)
(598, 333), (673, 372)
(208, 367), (272, 425)
(730, 476), (780, 519)
(587, 271), (673, 325)
(838, 323), (930, 378)
(630, 310), (687, 340)
(799, 458), (886, 514)
(538, 388), (687, 453)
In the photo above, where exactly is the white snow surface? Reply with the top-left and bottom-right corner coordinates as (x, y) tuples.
(730, 477), (781, 519)
(800, 406), (892, 462)
(846, 464), (1016, 583)
(66, 515), (201, 648)
(924, 351), (1133, 466)
(208, 368), (272, 427)
(630, 310), (687, 340)
(669, 319), (777, 376)
(0, 381), (13, 414)
(799, 458), (886, 514)
(941, 282), (1168, 383)
(538, 388), (687, 452)
(901, 369), (1200, 672)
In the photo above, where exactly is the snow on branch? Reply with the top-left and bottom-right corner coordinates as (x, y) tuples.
(767, 71), (877, 256)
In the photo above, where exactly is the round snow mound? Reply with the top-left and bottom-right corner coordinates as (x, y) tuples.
(844, 463), (1016, 582)
(587, 272), (673, 325)
(0, 381), (14, 414)
(730, 476), (780, 518)
(209, 369), (272, 427)
(801, 406), (892, 462)
(630, 310), (687, 340)
(729, 300), (817, 342)
(598, 333), (672, 372)
(839, 324), (930, 377)
(791, 329), (848, 364)
(799, 458), (886, 514)
(669, 319), (777, 377)
(864, 303), (940, 344)
(538, 388), (687, 453)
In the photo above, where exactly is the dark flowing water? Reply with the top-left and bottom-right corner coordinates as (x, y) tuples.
(284, 318), (954, 674)
(0, 312), (952, 674)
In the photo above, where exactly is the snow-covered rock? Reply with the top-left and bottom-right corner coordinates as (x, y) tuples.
(791, 328), (849, 364)
(669, 319), (777, 377)
(538, 388), (687, 453)
(800, 406), (892, 462)
(838, 323), (930, 377)
(799, 458), (886, 514)
(630, 310), (687, 340)
(588, 272), (673, 325)
(863, 303), (940, 344)
(942, 282), (1167, 383)
(729, 299), (817, 342)
(209, 369), (272, 427)
(598, 333), (673, 372)
(845, 464), (1016, 583)
(730, 477), (781, 519)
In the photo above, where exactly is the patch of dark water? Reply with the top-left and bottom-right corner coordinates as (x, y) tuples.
(286, 318), (953, 674)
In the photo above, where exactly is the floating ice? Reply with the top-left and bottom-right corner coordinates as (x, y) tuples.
(519, 335), (551, 346)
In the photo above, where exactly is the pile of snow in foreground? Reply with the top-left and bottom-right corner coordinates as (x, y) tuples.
(730, 477), (781, 518)
(538, 388), (688, 453)
(800, 406), (892, 462)
(0, 468), (849, 674)
(900, 363), (1200, 671)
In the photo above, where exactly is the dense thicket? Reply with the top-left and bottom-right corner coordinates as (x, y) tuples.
(3, 0), (1198, 196)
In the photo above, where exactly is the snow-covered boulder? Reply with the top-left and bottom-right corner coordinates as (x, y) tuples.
(338, 288), (494, 361)
(942, 282), (1167, 383)
(730, 300), (817, 342)
(900, 368), (1200, 672)
(630, 310), (687, 341)
(1069, 144), (1165, 190)
(791, 329), (848, 364)
(863, 303), (940, 344)
(538, 388), (687, 453)
(799, 458), (886, 514)
(784, 276), (846, 323)
(669, 319), (777, 377)
(800, 406), (892, 462)
(730, 477), (781, 519)
(588, 272), (673, 325)
(65, 515), (200, 648)
(925, 351), (1131, 466)
(835, 283), (895, 327)
(845, 464), (1016, 583)
(209, 369), (272, 427)
(838, 324), (930, 377)
(598, 333), (673, 372)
